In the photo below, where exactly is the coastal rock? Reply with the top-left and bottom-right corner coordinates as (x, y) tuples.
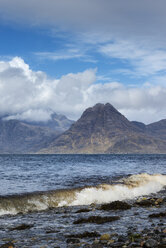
(157, 245), (166, 248)
(73, 215), (120, 224)
(0, 243), (15, 248)
(109, 241), (126, 247)
(10, 223), (33, 231)
(67, 231), (100, 239)
(45, 229), (58, 234)
(91, 244), (103, 248)
(118, 235), (128, 242)
(149, 212), (166, 218)
(135, 198), (161, 207)
(75, 208), (92, 213)
(143, 239), (158, 247)
(128, 233), (141, 242)
(127, 242), (141, 247)
(66, 238), (80, 244)
(100, 201), (132, 211)
(100, 233), (110, 240)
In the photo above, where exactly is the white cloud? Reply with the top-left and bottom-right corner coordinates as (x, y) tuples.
(1, 0), (166, 51)
(35, 48), (84, 61)
(1, 1), (166, 125)
(86, 82), (166, 124)
(1, 1), (166, 81)
(0, 1), (165, 35)
(3, 109), (52, 122)
(0, 57), (166, 124)
(0, 0), (166, 45)
(99, 40), (166, 76)
(0, 57), (96, 121)
(35, 47), (97, 63)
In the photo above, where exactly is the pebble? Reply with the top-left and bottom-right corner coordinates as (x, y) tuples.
(143, 239), (158, 247)
(100, 233), (110, 240)
(0, 243), (15, 248)
(66, 238), (80, 244)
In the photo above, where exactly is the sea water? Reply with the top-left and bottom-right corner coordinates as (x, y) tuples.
(0, 154), (165, 247)
(0, 154), (165, 196)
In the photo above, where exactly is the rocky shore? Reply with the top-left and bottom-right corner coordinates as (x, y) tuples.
(0, 193), (166, 248)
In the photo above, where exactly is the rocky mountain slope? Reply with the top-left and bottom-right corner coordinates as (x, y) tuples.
(28, 113), (74, 132)
(146, 119), (166, 140)
(0, 113), (74, 153)
(39, 103), (166, 154)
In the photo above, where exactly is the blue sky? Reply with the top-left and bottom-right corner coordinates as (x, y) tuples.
(0, 0), (166, 123)
(0, 23), (137, 84)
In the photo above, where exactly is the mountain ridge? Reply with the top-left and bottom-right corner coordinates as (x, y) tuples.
(39, 103), (166, 154)
(0, 113), (74, 153)
(1, 103), (166, 154)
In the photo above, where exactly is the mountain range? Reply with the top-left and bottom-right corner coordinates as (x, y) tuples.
(39, 103), (166, 154)
(0, 113), (74, 153)
(1, 103), (166, 154)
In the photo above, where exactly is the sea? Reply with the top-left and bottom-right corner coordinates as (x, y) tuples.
(0, 154), (165, 247)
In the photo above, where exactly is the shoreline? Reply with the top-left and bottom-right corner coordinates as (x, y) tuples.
(0, 189), (165, 248)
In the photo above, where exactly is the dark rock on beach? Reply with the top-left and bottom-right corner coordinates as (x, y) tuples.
(0, 243), (15, 248)
(66, 238), (80, 244)
(143, 238), (158, 247)
(149, 212), (166, 218)
(10, 223), (33, 231)
(135, 197), (164, 207)
(91, 244), (103, 248)
(99, 200), (132, 211)
(75, 208), (92, 213)
(67, 231), (100, 239)
(45, 228), (59, 234)
(73, 215), (120, 224)
(0, 191), (165, 247)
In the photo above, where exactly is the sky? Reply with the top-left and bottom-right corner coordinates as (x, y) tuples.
(0, 0), (166, 123)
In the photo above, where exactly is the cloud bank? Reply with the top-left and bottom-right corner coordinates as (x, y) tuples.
(0, 57), (166, 124)
(0, 0), (166, 39)
(1, 1), (166, 81)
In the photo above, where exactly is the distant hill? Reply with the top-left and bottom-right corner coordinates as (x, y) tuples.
(0, 113), (74, 154)
(26, 113), (74, 132)
(39, 103), (166, 154)
(146, 119), (166, 140)
(1, 103), (166, 154)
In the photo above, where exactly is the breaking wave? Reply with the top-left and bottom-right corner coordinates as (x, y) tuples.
(0, 173), (165, 216)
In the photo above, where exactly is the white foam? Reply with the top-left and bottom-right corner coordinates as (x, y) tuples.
(63, 173), (166, 206)
(0, 208), (18, 216)
(0, 173), (165, 215)
(27, 198), (48, 212)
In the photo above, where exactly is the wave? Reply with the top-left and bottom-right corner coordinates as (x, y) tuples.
(0, 173), (165, 216)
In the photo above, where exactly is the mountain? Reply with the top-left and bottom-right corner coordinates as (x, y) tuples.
(27, 113), (74, 132)
(0, 113), (74, 154)
(146, 119), (166, 140)
(131, 121), (146, 131)
(39, 103), (166, 154)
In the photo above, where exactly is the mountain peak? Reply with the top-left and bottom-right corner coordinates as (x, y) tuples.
(39, 102), (166, 154)
(90, 102), (120, 111)
(81, 102), (121, 119)
(40, 102), (142, 154)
